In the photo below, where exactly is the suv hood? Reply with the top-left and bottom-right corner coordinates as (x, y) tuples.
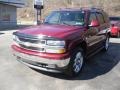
(18, 24), (84, 39)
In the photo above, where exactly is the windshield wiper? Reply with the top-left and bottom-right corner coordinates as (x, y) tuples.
(61, 22), (72, 26)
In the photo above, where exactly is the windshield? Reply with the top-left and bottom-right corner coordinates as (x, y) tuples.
(44, 11), (85, 26)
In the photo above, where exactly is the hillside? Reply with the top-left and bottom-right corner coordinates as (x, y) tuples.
(17, 0), (120, 21)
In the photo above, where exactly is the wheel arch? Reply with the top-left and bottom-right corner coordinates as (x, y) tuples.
(69, 40), (87, 54)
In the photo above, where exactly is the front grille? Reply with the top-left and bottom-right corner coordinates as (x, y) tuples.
(19, 44), (45, 52)
(13, 32), (46, 52)
(18, 37), (39, 43)
(18, 37), (46, 44)
(18, 39), (45, 52)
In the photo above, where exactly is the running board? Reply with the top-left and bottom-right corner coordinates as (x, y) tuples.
(86, 46), (104, 59)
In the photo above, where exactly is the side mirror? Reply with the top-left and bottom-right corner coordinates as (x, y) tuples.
(89, 20), (100, 27)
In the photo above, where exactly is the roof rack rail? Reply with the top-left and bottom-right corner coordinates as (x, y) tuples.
(91, 7), (103, 11)
(58, 7), (103, 11)
(59, 7), (81, 9)
(80, 7), (103, 11)
(80, 7), (90, 9)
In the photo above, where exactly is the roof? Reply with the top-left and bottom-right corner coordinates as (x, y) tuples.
(57, 7), (103, 12)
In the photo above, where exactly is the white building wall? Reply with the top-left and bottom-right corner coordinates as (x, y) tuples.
(0, 0), (25, 7)
(0, 3), (17, 26)
(0, 0), (25, 27)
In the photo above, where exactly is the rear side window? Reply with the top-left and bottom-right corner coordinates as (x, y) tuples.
(96, 13), (105, 24)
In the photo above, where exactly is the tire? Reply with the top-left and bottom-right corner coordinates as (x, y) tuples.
(103, 36), (109, 51)
(66, 48), (84, 77)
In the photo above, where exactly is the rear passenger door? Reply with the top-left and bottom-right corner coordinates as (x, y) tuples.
(96, 12), (109, 47)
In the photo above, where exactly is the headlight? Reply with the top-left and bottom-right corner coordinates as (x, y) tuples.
(46, 40), (66, 53)
(13, 35), (21, 45)
(13, 35), (20, 46)
(46, 40), (65, 46)
(13, 35), (16, 40)
(13, 35), (19, 41)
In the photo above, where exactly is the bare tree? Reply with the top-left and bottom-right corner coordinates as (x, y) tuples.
(98, 0), (105, 9)
(67, 0), (72, 5)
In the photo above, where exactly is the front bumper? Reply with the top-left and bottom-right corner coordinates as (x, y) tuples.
(13, 49), (70, 73)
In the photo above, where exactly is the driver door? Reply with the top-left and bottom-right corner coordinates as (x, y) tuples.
(85, 13), (100, 55)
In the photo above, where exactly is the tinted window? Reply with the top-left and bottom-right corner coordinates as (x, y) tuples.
(96, 13), (105, 24)
(89, 13), (97, 24)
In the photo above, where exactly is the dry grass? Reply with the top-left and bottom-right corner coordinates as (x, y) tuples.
(17, 0), (120, 21)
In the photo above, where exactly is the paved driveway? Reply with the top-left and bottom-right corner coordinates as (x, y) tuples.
(0, 30), (120, 90)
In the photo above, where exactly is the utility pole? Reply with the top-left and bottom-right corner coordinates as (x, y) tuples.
(34, 0), (44, 25)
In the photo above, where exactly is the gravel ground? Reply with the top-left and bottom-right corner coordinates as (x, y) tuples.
(0, 30), (120, 90)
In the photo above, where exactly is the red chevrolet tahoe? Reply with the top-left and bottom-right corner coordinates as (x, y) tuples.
(12, 8), (110, 77)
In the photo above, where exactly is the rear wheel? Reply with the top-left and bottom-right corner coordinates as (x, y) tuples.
(103, 36), (109, 51)
(66, 48), (84, 77)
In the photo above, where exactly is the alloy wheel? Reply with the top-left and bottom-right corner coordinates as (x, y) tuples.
(73, 52), (83, 73)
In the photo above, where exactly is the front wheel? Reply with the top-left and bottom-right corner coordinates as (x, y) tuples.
(66, 48), (84, 77)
